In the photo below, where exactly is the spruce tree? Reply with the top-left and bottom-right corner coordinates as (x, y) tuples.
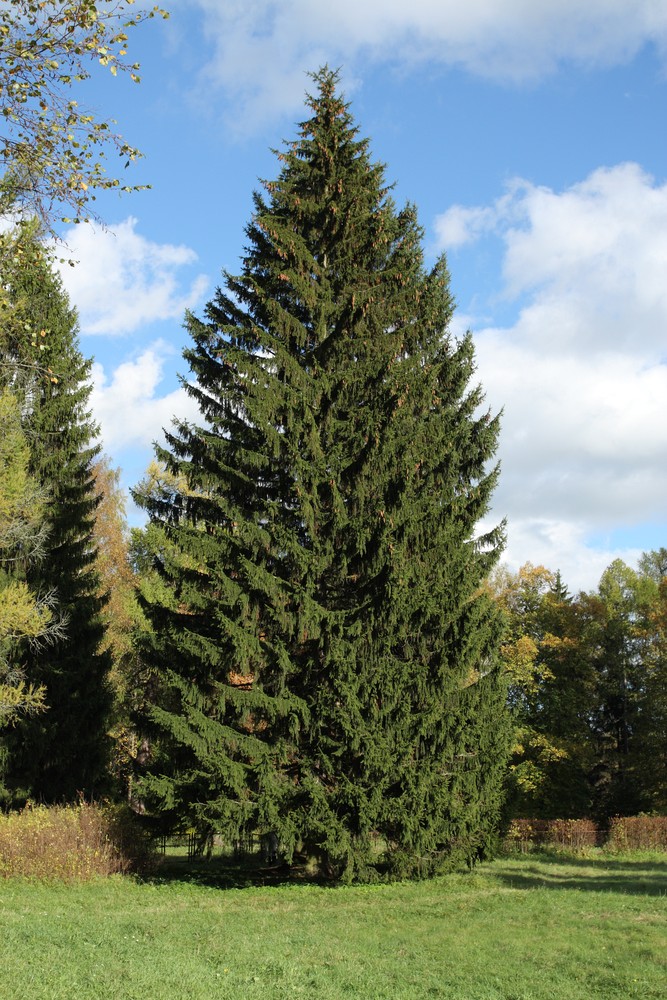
(1, 240), (111, 804)
(587, 561), (647, 819)
(137, 68), (510, 877)
(634, 557), (667, 812)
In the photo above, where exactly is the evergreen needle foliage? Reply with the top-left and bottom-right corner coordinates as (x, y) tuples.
(135, 68), (510, 880)
(0, 237), (111, 804)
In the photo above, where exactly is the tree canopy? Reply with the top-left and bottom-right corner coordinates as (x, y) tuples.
(0, 0), (168, 233)
(495, 555), (667, 821)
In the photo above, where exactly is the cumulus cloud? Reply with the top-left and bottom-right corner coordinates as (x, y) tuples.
(184, 0), (667, 130)
(90, 343), (201, 453)
(496, 516), (644, 595)
(438, 163), (667, 588)
(57, 217), (208, 336)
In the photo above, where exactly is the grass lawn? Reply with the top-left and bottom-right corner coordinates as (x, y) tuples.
(0, 851), (665, 999)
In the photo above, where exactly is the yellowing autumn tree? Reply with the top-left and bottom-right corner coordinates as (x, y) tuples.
(0, 0), (168, 232)
(0, 389), (65, 731)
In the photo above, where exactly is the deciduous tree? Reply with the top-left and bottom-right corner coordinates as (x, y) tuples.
(1, 0), (168, 234)
(491, 564), (597, 819)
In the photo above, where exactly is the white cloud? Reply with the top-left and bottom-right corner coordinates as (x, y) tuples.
(501, 166), (667, 352)
(438, 163), (667, 588)
(479, 338), (667, 515)
(90, 343), (201, 453)
(184, 0), (667, 130)
(497, 516), (644, 595)
(57, 218), (208, 336)
(434, 205), (498, 250)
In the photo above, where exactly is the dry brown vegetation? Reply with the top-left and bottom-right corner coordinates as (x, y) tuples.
(0, 802), (152, 880)
(506, 815), (667, 852)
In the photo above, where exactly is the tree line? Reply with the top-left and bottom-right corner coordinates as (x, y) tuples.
(492, 557), (667, 822)
(1, 39), (664, 881)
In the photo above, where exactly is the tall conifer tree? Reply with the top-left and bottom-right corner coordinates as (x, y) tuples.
(137, 69), (510, 878)
(1, 239), (111, 803)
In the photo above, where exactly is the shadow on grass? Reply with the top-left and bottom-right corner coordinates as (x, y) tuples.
(139, 849), (667, 896)
(140, 854), (331, 891)
(491, 851), (667, 897)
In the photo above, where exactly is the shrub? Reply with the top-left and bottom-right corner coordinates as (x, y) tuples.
(544, 819), (599, 850)
(504, 819), (545, 853)
(505, 816), (667, 853)
(0, 802), (154, 880)
(505, 818), (599, 852)
(607, 815), (667, 851)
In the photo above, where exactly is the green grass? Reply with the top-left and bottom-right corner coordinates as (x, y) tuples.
(1, 852), (665, 999)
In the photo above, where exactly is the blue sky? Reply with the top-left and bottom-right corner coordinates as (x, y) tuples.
(54, 0), (667, 593)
